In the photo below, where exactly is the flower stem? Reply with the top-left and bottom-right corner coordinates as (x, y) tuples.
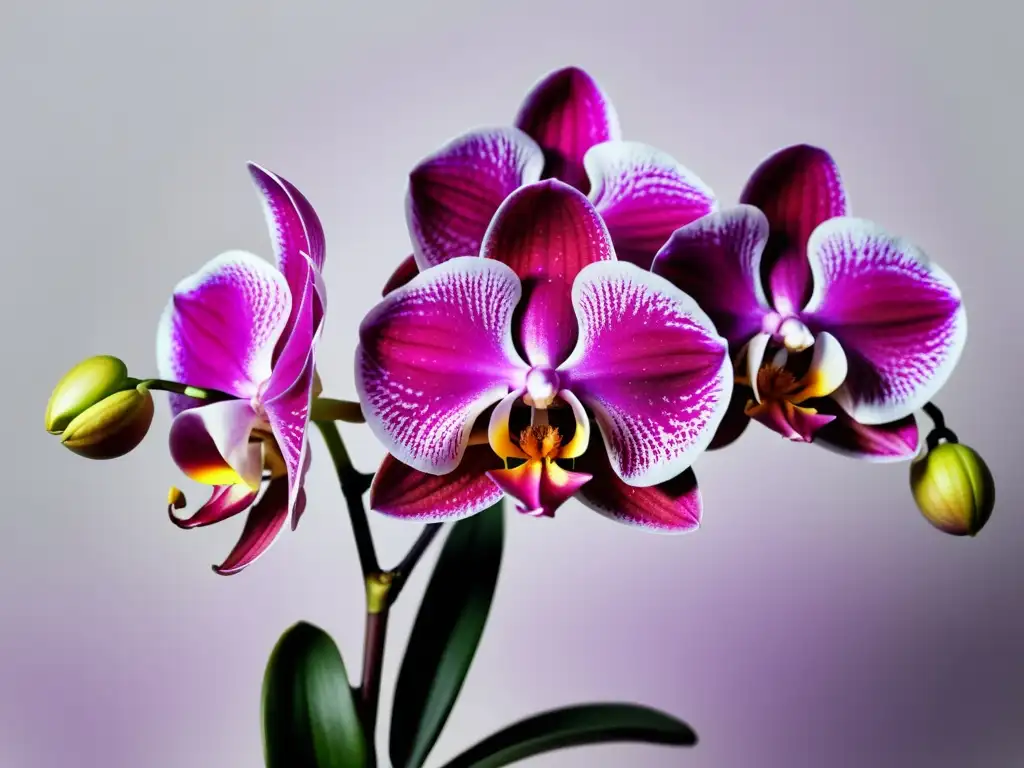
(922, 401), (959, 450)
(134, 378), (235, 403)
(310, 397), (366, 423)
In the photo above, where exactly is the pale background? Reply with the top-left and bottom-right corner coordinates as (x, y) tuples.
(3, 1), (1022, 766)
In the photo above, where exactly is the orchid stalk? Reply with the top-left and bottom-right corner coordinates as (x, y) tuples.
(43, 65), (995, 768)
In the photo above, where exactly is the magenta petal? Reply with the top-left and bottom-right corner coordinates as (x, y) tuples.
(747, 400), (835, 442)
(803, 218), (967, 425)
(481, 180), (613, 367)
(156, 252), (291, 414)
(356, 257), (528, 475)
(213, 477), (290, 575)
(812, 401), (921, 462)
(168, 399), (263, 489)
(168, 484), (258, 529)
(382, 254), (419, 296)
(652, 205), (772, 347)
(265, 255), (323, 400)
(559, 262), (732, 486)
(740, 144), (848, 314)
(514, 66), (621, 192)
(407, 127), (544, 270)
(371, 446), (505, 520)
(486, 461), (592, 518)
(575, 444), (702, 532)
(265, 354), (316, 523)
(248, 163), (326, 276)
(585, 141), (717, 269)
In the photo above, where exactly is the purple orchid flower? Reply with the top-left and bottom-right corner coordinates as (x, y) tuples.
(357, 179), (732, 530)
(381, 65), (716, 296)
(156, 164), (327, 574)
(652, 144), (966, 460)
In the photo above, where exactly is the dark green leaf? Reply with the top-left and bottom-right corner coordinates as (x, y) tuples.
(262, 621), (368, 768)
(438, 703), (697, 768)
(389, 501), (505, 768)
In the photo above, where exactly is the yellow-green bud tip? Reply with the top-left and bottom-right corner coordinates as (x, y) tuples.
(910, 442), (995, 537)
(45, 355), (131, 434)
(59, 384), (155, 460)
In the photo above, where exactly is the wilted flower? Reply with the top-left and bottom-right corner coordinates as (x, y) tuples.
(652, 145), (967, 460)
(382, 65), (716, 295)
(910, 442), (994, 536)
(357, 180), (732, 529)
(157, 164), (326, 574)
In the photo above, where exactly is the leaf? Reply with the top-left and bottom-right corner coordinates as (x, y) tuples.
(389, 501), (505, 768)
(262, 621), (368, 768)
(438, 703), (698, 768)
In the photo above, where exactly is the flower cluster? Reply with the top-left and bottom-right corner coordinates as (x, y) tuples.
(45, 66), (988, 573)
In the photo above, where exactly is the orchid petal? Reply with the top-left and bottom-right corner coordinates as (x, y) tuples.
(488, 389), (529, 461)
(743, 332), (772, 404)
(803, 218), (967, 425)
(574, 443), (702, 532)
(370, 447), (506, 521)
(559, 262), (732, 486)
(356, 257), (528, 475)
(265, 354), (316, 523)
(213, 476), (291, 575)
(168, 400), (263, 490)
(481, 179), (613, 367)
(740, 145), (848, 314)
(168, 484), (258, 529)
(812, 402), (922, 462)
(745, 399), (835, 443)
(585, 141), (717, 269)
(652, 206), (771, 347)
(265, 254), (323, 401)
(556, 389), (590, 459)
(407, 127), (544, 270)
(486, 460), (592, 518)
(156, 251), (291, 415)
(790, 331), (848, 403)
(514, 66), (621, 192)
(382, 254), (419, 296)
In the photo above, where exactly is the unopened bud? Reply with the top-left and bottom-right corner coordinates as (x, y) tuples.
(59, 385), (155, 460)
(45, 355), (131, 434)
(910, 442), (995, 537)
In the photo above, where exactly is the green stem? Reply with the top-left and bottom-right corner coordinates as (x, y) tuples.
(310, 397), (366, 423)
(134, 378), (235, 403)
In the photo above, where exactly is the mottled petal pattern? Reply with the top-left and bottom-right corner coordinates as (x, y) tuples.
(213, 477), (291, 575)
(514, 66), (621, 192)
(559, 262), (732, 486)
(803, 218), (967, 425)
(481, 180), (613, 367)
(168, 400), (263, 489)
(575, 443), (702, 532)
(168, 484), (258, 529)
(652, 205), (771, 346)
(812, 402), (921, 462)
(370, 447), (505, 520)
(356, 257), (528, 475)
(407, 127), (544, 270)
(156, 251), (291, 414)
(382, 254), (419, 296)
(586, 141), (717, 269)
(740, 145), (848, 314)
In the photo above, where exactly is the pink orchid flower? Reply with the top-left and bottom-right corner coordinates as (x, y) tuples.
(157, 165), (327, 574)
(382, 65), (716, 295)
(357, 179), (732, 530)
(652, 144), (966, 460)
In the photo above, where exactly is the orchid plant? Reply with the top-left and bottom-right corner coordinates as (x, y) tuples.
(44, 66), (995, 767)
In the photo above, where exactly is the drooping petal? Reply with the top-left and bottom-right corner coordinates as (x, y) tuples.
(802, 218), (967, 425)
(574, 443), (702, 532)
(652, 206), (772, 346)
(371, 447), (505, 521)
(585, 141), (717, 269)
(811, 401), (922, 462)
(707, 387), (752, 451)
(168, 400), (263, 489)
(265, 353), (317, 523)
(156, 251), (291, 415)
(168, 484), (258, 529)
(559, 262), (732, 486)
(213, 476), (291, 575)
(382, 254), (419, 296)
(481, 180), (613, 367)
(356, 257), (529, 475)
(514, 66), (621, 192)
(406, 127), (544, 270)
(740, 145), (848, 314)
(486, 460), (592, 518)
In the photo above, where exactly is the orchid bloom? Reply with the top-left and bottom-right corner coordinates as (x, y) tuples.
(382, 65), (716, 295)
(652, 144), (966, 460)
(357, 180), (732, 529)
(156, 164), (327, 574)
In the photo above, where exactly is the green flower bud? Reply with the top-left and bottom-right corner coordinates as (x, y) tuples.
(59, 385), (155, 460)
(45, 355), (131, 434)
(910, 442), (995, 537)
